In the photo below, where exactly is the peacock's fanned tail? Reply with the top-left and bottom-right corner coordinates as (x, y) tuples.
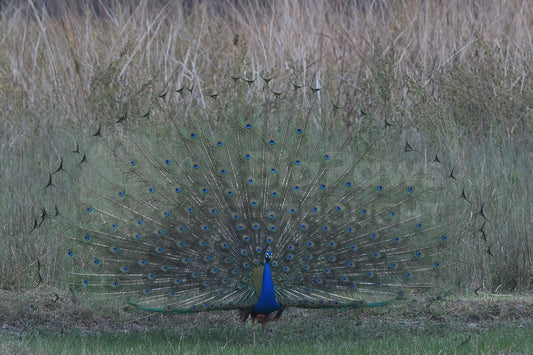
(45, 77), (471, 315)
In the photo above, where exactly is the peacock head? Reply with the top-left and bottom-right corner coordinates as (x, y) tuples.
(264, 249), (273, 261)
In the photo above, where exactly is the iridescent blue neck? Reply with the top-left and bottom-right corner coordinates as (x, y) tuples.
(252, 260), (280, 314)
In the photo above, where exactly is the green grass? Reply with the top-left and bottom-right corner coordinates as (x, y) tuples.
(3, 323), (532, 354)
(1, 291), (532, 354)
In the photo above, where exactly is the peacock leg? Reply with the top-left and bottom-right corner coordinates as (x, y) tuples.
(252, 319), (256, 346)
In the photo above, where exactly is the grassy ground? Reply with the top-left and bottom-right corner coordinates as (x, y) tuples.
(1, 290), (532, 354)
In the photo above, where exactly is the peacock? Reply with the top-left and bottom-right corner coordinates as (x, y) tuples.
(39, 75), (471, 344)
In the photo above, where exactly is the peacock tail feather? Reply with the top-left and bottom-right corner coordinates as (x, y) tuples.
(41, 76), (473, 319)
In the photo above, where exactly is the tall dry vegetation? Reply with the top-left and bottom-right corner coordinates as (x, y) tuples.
(0, 0), (531, 293)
